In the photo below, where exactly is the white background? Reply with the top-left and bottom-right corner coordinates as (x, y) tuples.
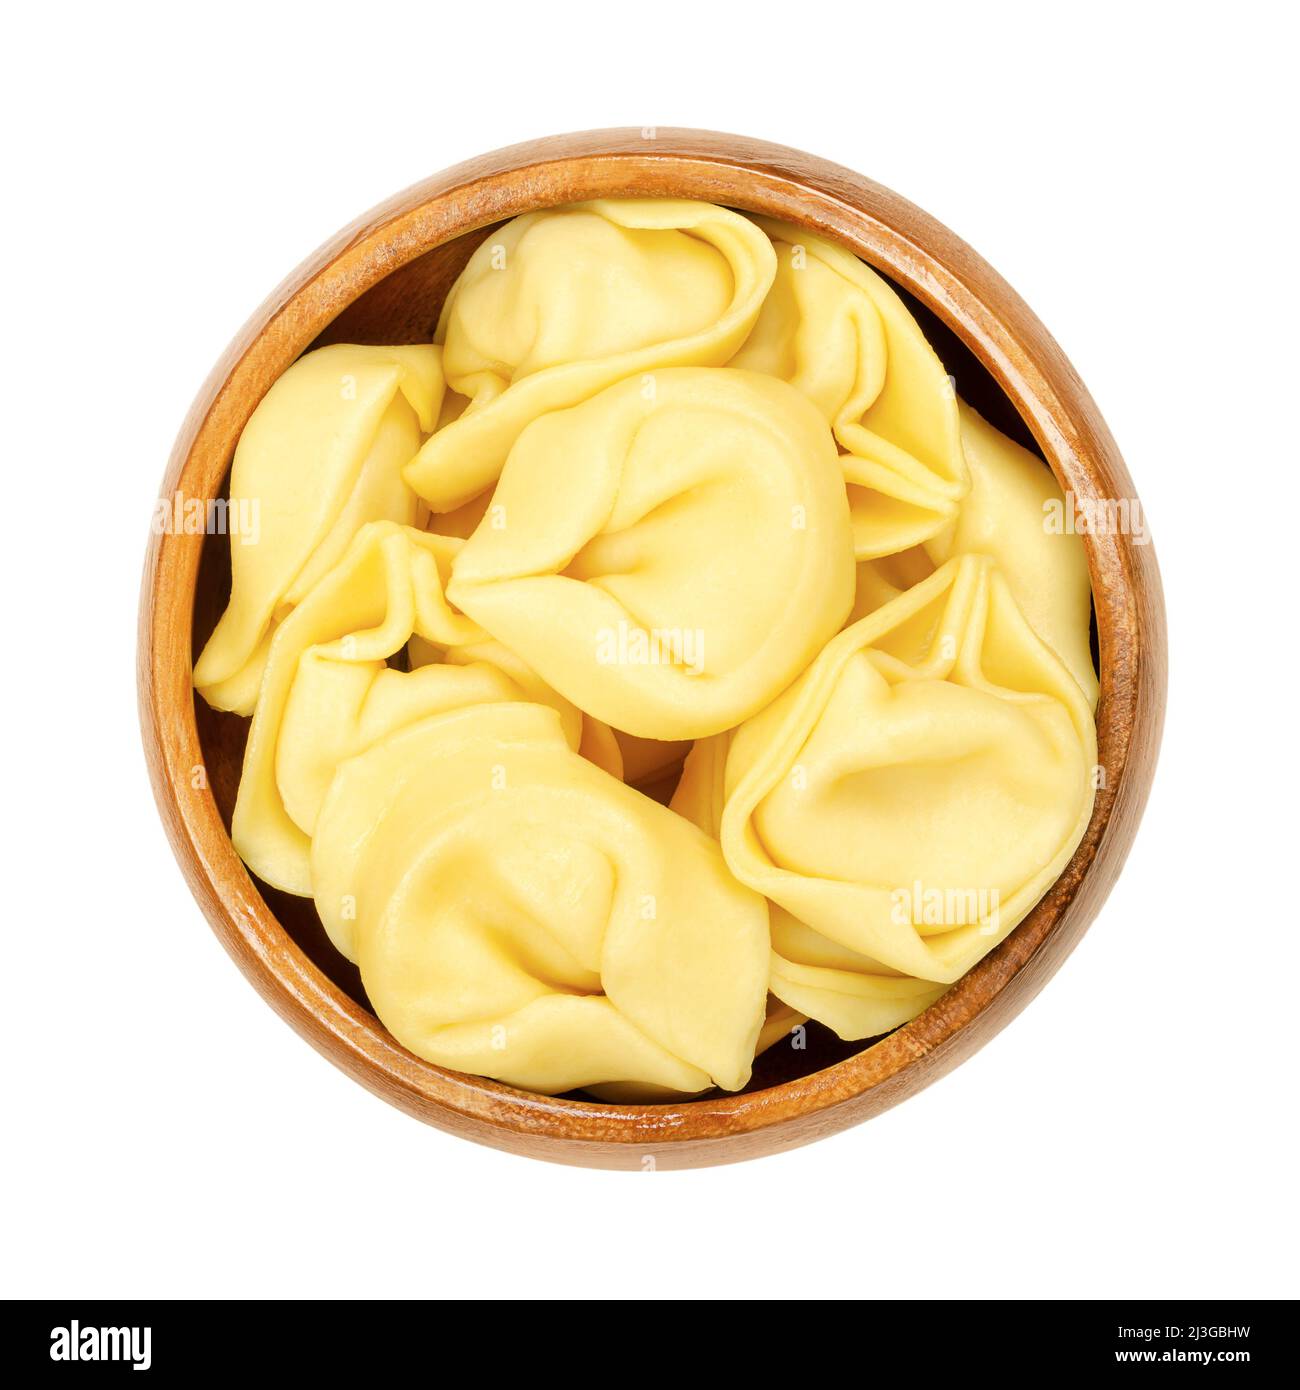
(4, 1), (1296, 1301)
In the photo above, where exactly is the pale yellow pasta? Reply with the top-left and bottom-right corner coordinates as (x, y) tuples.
(672, 735), (946, 1040)
(716, 554), (1096, 987)
(847, 404), (1097, 705)
(195, 196), (1102, 1099)
(848, 546), (937, 624)
(231, 521), (529, 897)
(194, 344), (443, 713)
(926, 401), (1098, 705)
(730, 218), (968, 559)
(310, 702), (770, 1096)
(412, 613), (687, 788)
(404, 199), (776, 512)
(408, 631), (582, 747)
(407, 631), (625, 778)
(447, 368), (855, 740)
(586, 995), (807, 1103)
(766, 909), (947, 1040)
(755, 998), (807, 1055)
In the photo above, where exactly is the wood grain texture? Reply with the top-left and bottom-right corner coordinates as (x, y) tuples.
(138, 129), (1167, 1169)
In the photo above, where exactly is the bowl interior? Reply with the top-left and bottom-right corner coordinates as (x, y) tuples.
(189, 212), (1098, 1102)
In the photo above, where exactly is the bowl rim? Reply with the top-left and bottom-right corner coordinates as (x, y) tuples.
(138, 127), (1167, 1169)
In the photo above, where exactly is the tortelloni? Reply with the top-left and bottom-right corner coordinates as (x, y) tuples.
(446, 368), (855, 740)
(849, 402), (1098, 707)
(766, 909), (948, 1042)
(729, 219), (969, 560)
(926, 402), (1098, 706)
(194, 344), (444, 714)
(404, 199), (777, 513)
(310, 702), (771, 1097)
(671, 735), (946, 1041)
(713, 553), (1098, 992)
(193, 197), (1103, 1103)
(232, 520), (503, 897)
(234, 511), (687, 900)
(407, 631), (632, 783)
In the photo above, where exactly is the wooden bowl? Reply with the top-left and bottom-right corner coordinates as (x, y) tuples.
(138, 129), (1166, 1169)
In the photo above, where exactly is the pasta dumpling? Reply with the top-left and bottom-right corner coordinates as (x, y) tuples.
(766, 908), (947, 1041)
(310, 701), (771, 1096)
(403, 199), (776, 511)
(847, 404), (1097, 704)
(194, 343), (443, 713)
(191, 196), (1104, 1103)
(925, 401), (1097, 705)
(672, 736), (945, 1040)
(729, 218), (968, 559)
(446, 368), (855, 740)
(232, 521), (523, 897)
(407, 631), (628, 780)
(414, 600), (689, 788)
(716, 553), (1097, 986)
